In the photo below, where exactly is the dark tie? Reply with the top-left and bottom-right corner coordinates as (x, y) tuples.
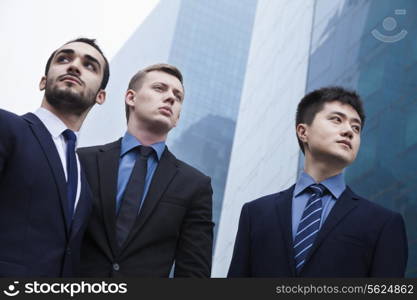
(62, 129), (78, 224)
(116, 145), (154, 247)
(293, 184), (326, 274)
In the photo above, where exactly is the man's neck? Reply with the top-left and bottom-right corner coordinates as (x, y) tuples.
(127, 121), (167, 146)
(304, 154), (345, 183)
(41, 100), (87, 131)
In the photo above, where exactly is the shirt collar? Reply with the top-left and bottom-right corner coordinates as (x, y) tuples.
(294, 171), (346, 199)
(34, 107), (80, 141)
(120, 131), (165, 161)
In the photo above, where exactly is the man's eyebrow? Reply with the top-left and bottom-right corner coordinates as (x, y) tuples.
(153, 81), (168, 87)
(331, 111), (362, 125)
(55, 49), (74, 57)
(153, 81), (184, 99)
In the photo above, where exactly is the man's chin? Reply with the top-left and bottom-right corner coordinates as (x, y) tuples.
(45, 86), (95, 115)
(46, 95), (90, 116)
(329, 152), (354, 168)
(146, 118), (174, 134)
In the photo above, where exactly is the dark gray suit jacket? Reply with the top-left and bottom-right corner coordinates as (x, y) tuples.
(78, 139), (213, 277)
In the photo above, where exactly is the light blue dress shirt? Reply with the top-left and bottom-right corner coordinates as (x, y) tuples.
(116, 132), (165, 214)
(291, 171), (346, 241)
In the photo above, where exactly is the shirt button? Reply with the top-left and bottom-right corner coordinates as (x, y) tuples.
(66, 248), (71, 255)
(113, 263), (120, 271)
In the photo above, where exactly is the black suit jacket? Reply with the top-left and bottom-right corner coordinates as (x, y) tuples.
(228, 185), (408, 277)
(78, 139), (213, 277)
(0, 109), (92, 277)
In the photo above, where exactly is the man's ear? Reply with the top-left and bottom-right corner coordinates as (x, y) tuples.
(95, 90), (106, 105)
(39, 76), (47, 91)
(125, 89), (136, 108)
(296, 123), (308, 144)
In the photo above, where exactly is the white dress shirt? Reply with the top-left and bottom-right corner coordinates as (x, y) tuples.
(34, 107), (81, 211)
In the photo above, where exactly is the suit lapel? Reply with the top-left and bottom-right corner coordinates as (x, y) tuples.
(122, 147), (178, 249)
(303, 187), (359, 266)
(275, 185), (297, 276)
(23, 113), (70, 234)
(97, 140), (121, 256)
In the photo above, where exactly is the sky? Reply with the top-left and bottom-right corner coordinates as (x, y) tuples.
(0, 0), (159, 114)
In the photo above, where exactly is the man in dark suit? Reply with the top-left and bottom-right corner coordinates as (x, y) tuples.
(228, 87), (408, 277)
(78, 63), (213, 277)
(0, 38), (109, 276)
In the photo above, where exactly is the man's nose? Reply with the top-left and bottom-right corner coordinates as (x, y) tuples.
(164, 90), (176, 105)
(67, 58), (82, 76)
(341, 124), (354, 139)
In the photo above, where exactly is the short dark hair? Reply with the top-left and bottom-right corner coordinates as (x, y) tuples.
(295, 86), (365, 153)
(125, 63), (184, 121)
(44, 37), (110, 90)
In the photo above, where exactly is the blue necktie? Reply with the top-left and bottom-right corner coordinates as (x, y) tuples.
(293, 184), (326, 274)
(62, 129), (78, 224)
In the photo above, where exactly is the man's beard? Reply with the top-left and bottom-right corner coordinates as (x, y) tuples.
(44, 79), (98, 116)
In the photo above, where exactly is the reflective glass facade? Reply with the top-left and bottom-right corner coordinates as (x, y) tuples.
(166, 0), (258, 241)
(305, 0), (417, 277)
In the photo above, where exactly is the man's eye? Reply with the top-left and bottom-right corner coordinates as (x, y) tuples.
(331, 116), (341, 122)
(175, 93), (184, 102)
(57, 56), (70, 63)
(85, 62), (96, 71)
(352, 125), (361, 133)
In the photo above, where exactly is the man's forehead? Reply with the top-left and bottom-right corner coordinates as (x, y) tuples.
(323, 101), (358, 113)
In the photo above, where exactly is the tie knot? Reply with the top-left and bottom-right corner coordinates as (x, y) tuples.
(309, 184), (326, 197)
(138, 145), (154, 158)
(62, 129), (77, 143)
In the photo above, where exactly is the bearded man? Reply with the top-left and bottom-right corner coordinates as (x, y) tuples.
(0, 37), (109, 277)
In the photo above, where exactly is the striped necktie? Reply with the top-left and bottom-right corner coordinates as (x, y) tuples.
(293, 184), (326, 274)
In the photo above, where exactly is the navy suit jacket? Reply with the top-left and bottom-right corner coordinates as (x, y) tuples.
(0, 109), (92, 277)
(228, 185), (408, 277)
